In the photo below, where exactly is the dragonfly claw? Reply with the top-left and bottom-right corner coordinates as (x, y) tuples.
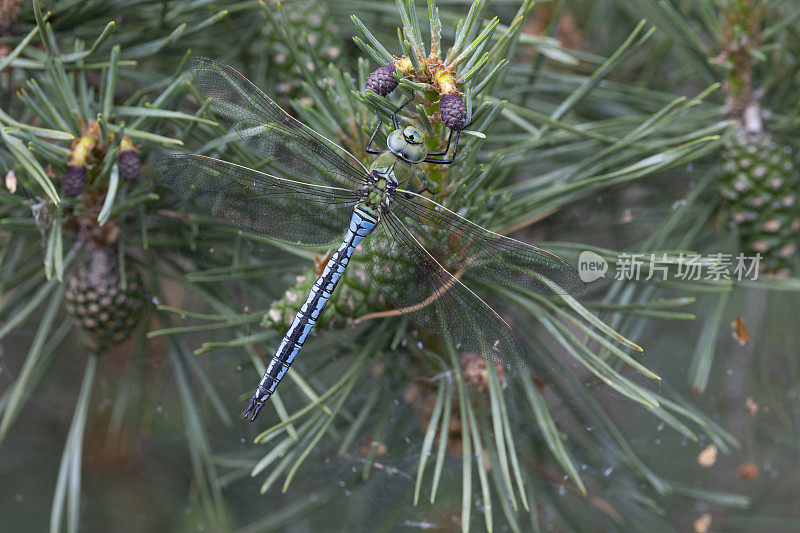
(244, 397), (265, 421)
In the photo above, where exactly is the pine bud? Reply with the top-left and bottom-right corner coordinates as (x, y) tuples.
(118, 150), (141, 182)
(439, 92), (466, 130)
(365, 64), (398, 96)
(62, 165), (87, 197)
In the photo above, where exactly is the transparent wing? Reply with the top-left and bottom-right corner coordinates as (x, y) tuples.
(363, 213), (527, 367)
(157, 154), (359, 247)
(189, 57), (367, 190)
(392, 190), (585, 296)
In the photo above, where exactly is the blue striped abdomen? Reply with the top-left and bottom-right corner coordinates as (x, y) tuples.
(244, 207), (377, 420)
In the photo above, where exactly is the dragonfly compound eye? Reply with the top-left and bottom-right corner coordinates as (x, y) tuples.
(387, 129), (427, 164)
(387, 129), (407, 156)
(401, 143), (427, 164)
(402, 126), (425, 145)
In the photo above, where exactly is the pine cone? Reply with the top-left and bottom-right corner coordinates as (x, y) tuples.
(439, 92), (466, 130)
(118, 150), (141, 182)
(65, 246), (146, 351)
(365, 64), (399, 96)
(719, 130), (799, 275)
(62, 165), (87, 197)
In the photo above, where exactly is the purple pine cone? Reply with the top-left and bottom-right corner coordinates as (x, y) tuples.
(439, 93), (466, 130)
(365, 64), (399, 96)
(118, 150), (141, 182)
(63, 165), (87, 197)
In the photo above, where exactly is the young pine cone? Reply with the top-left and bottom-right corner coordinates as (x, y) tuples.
(439, 92), (466, 130)
(365, 64), (399, 96)
(719, 130), (799, 275)
(65, 246), (146, 351)
(62, 165), (87, 197)
(118, 150), (141, 182)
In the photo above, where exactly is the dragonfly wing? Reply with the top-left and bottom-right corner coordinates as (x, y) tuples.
(363, 213), (526, 367)
(158, 154), (359, 247)
(189, 57), (367, 190)
(392, 190), (585, 296)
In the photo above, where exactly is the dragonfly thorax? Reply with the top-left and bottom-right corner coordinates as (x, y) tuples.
(360, 164), (398, 217)
(387, 125), (428, 164)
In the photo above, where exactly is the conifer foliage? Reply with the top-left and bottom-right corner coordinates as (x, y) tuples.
(1, 1), (798, 532)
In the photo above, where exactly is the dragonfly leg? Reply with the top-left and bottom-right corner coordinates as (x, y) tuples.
(425, 128), (455, 156)
(365, 110), (383, 155)
(366, 97), (414, 154)
(424, 108), (477, 164)
(390, 97), (414, 129)
(423, 129), (461, 165)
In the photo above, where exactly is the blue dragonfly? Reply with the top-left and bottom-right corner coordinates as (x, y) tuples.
(158, 58), (584, 421)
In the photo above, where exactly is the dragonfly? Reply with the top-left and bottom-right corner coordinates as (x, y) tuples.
(157, 57), (584, 422)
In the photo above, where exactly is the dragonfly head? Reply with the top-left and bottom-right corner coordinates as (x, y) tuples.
(387, 126), (427, 164)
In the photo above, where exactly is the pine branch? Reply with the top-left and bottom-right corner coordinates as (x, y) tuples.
(3, 0), (796, 531)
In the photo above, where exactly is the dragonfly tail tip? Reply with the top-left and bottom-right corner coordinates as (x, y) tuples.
(244, 397), (265, 421)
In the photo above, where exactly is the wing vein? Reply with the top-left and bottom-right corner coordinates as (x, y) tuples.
(386, 213), (512, 331)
